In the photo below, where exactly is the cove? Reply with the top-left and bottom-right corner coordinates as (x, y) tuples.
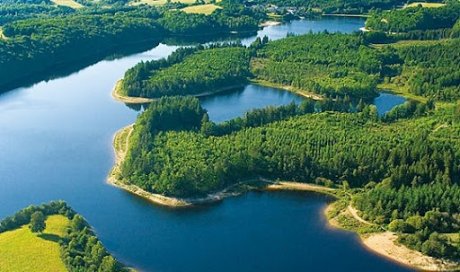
(0, 17), (412, 272)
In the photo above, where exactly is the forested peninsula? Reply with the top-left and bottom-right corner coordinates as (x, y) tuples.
(0, 201), (129, 272)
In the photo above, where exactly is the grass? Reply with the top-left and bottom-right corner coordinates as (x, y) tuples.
(182, 4), (221, 15)
(404, 2), (445, 8)
(0, 215), (70, 272)
(51, 0), (84, 9)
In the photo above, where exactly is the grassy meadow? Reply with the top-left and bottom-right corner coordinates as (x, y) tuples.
(51, 0), (84, 9)
(182, 4), (222, 14)
(0, 215), (70, 272)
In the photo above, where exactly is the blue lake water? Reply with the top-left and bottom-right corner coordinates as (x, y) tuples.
(0, 18), (412, 272)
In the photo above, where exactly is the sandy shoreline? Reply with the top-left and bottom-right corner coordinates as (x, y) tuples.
(108, 121), (459, 271)
(325, 202), (459, 271)
(362, 232), (459, 271)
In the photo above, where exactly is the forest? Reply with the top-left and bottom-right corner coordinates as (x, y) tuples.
(252, 33), (399, 99)
(366, 2), (460, 32)
(122, 46), (251, 98)
(121, 33), (404, 100)
(0, 201), (127, 272)
(389, 39), (460, 100)
(0, 1), (261, 91)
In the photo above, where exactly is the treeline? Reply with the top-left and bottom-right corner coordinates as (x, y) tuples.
(252, 33), (399, 99)
(0, 201), (127, 271)
(119, 96), (444, 198)
(62, 214), (127, 272)
(0, 201), (75, 232)
(0, 4), (74, 25)
(122, 46), (251, 98)
(366, 3), (460, 32)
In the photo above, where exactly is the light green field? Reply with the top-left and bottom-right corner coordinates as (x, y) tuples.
(0, 215), (70, 272)
(182, 4), (221, 14)
(51, 0), (84, 9)
(0, 28), (7, 40)
(404, 2), (445, 8)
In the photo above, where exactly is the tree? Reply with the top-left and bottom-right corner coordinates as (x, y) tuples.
(29, 211), (46, 233)
(99, 256), (119, 272)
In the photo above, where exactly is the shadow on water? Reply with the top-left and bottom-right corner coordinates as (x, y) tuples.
(0, 40), (160, 95)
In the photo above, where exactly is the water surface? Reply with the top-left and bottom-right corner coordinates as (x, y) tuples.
(0, 18), (412, 272)
(373, 92), (407, 116)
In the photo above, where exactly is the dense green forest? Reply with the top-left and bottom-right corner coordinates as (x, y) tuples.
(119, 96), (441, 198)
(0, 201), (127, 272)
(389, 39), (460, 100)
(252, 33), (398, 99)
(158, 4), (261, 35)
(0, 4), (75, 24)
(122, 46), (251, 98)
(121, 33), (404, 100)
(366, 2), (460, 32)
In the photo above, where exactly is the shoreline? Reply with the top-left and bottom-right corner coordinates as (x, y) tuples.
(108, 125), (338, 207)
(111, 79), (247, 104)
(108, 114), (458, 272)
(250, 79), (323, 100)
(322, 13), (370, 18)
(259, 20), (282, 27)
(325, 201), (460, 271)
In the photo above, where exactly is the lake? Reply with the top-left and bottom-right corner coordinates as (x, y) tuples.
(0, 17), (412, 272)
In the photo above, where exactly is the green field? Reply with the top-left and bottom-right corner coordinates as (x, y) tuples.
(404, 2), (445, 8)
(182, 4), (222, 15)
(0, 215), (70, 272)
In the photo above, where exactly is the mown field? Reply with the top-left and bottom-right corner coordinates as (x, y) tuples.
(182, 4), (222, 14)
(0, 215), (70, 272)
(51, 0), (84, 9)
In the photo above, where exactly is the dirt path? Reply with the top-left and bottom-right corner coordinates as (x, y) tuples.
(347, 205), (373, 225)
